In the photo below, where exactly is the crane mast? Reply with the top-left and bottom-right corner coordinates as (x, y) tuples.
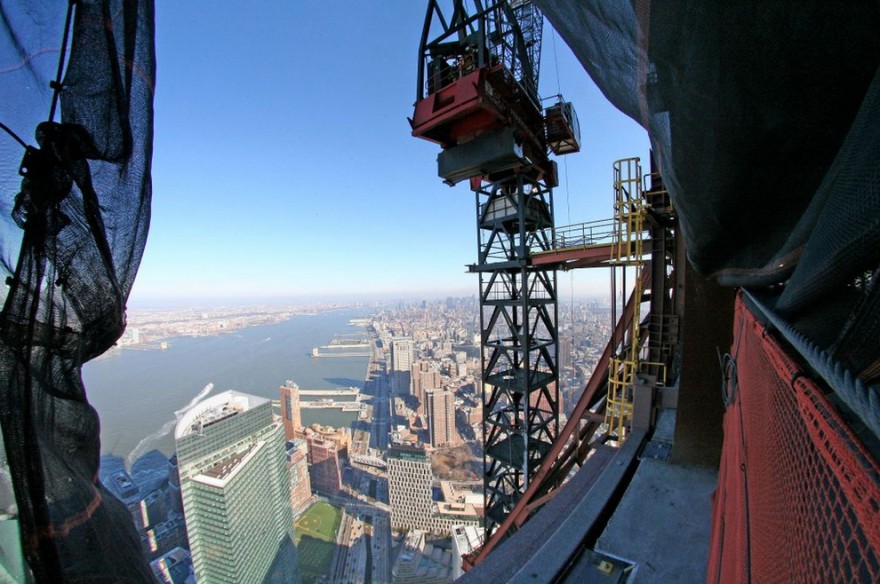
(411, 0), (580, 542)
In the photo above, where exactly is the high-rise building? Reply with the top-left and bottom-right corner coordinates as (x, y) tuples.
(410, 360), (444, 408)
(302, 425), (347, 495)
(392, 337), (414, 371)
(426, 389), (455, 448)
(421, 369), (443, 393)
(558, 335), (573, 370)
(392, 337), (414, 395)
(388, 445), (435, 533)
(411, 360), (442, 407)
(286, 439), (312, 518)
(388, 444), (479, 535)
(174, 390), (301, 584)
(279, 382), (302, 440)
(411, 363), (424, 405)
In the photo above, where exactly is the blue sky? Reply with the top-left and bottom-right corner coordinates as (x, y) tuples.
(132, 2), (649, 306)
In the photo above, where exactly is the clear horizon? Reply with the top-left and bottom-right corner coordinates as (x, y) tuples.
(132, 3), (649, 306)
(124, 286), (614, 310)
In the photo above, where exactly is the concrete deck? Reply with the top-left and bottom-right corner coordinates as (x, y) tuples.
(592, 457), (717, 583)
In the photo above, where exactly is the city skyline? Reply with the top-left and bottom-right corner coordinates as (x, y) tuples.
(133, 3), (649, 306)
(92, 290), (616, 582)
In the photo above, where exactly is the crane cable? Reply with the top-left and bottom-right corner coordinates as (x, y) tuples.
(0, 122), (27, 149)
(0, 0), (77, 153)
(549, 25), (576, 328)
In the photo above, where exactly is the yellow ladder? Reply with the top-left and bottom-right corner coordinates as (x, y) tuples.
(605, 158), (646, 440)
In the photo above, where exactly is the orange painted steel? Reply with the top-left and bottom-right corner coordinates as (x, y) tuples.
(530, 243), (614, 268)
(707, 294), (880, 583)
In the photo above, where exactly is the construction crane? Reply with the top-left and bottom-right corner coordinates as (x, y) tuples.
(410, 0), (581, 542)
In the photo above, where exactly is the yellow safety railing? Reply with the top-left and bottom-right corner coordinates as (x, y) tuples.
(611, 157), (646, 266)
(606, 158), (648, 440)
(643, 171), (671, 211)
(639, 361), (668, 386)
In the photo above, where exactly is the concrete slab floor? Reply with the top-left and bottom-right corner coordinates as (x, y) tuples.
(653, 408), (677, 444)
(593, 457), (717, 583)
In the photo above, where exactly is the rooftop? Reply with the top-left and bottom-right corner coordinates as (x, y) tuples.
(435, 501), (480, 519)
(174, 390), (268, 439)
(192, 442), (263, 489)
(388, 443), (427, 460)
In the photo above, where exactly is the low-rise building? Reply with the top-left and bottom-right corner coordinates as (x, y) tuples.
(391, 530), (453, 584)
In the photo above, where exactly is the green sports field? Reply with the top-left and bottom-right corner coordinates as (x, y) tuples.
(294, 502), (342, 584)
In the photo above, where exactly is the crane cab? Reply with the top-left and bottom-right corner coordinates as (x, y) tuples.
(544, 100), (581, 156)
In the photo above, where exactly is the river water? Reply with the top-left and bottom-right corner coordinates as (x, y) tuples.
(82, 308), (372, 464)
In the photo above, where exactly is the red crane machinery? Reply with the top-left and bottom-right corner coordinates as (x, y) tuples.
(410, 0), (581, 543)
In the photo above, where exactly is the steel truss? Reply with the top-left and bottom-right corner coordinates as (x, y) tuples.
(472, 171), (559, 536)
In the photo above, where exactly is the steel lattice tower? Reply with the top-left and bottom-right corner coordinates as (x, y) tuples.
(411, 0), (579, 541)
(472, 172), (558, 535)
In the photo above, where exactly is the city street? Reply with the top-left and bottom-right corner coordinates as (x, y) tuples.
(326, 329), (393, 583)
(326, 493), (392, 584)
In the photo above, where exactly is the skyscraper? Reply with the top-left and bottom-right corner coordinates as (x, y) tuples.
(392, 337), (414, 371)
(388, 444), (479, 536)
(388, 445), (435, 533)
(558, 335), (573, 370)
(411, 360), (441, 407)
(412, 362), (424, 406)
(279, 382), (302, 440)
(175, 390), (301, 584)
(391, 337), (414, 395)
(426, 389), (455, 448)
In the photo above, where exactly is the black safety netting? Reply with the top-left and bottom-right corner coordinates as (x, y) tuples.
(535, 0), (880, 433)
(0, 1), (155, 581)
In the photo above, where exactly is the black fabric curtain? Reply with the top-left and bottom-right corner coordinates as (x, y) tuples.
(0, 1), (155, 580)
(536, 0), (880, 430)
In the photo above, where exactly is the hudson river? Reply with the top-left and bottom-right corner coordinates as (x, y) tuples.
(82, 308), (372, 464)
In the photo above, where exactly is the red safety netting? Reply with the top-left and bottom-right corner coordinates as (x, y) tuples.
(708, 294), (880, 583)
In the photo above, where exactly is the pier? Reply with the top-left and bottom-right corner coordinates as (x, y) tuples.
(299, 388), (360, 397)
(299, 387), (363, 412)
(311, 350), (372, 358)
(312, 333), (373, 358)
(300, 400), (362, 412)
